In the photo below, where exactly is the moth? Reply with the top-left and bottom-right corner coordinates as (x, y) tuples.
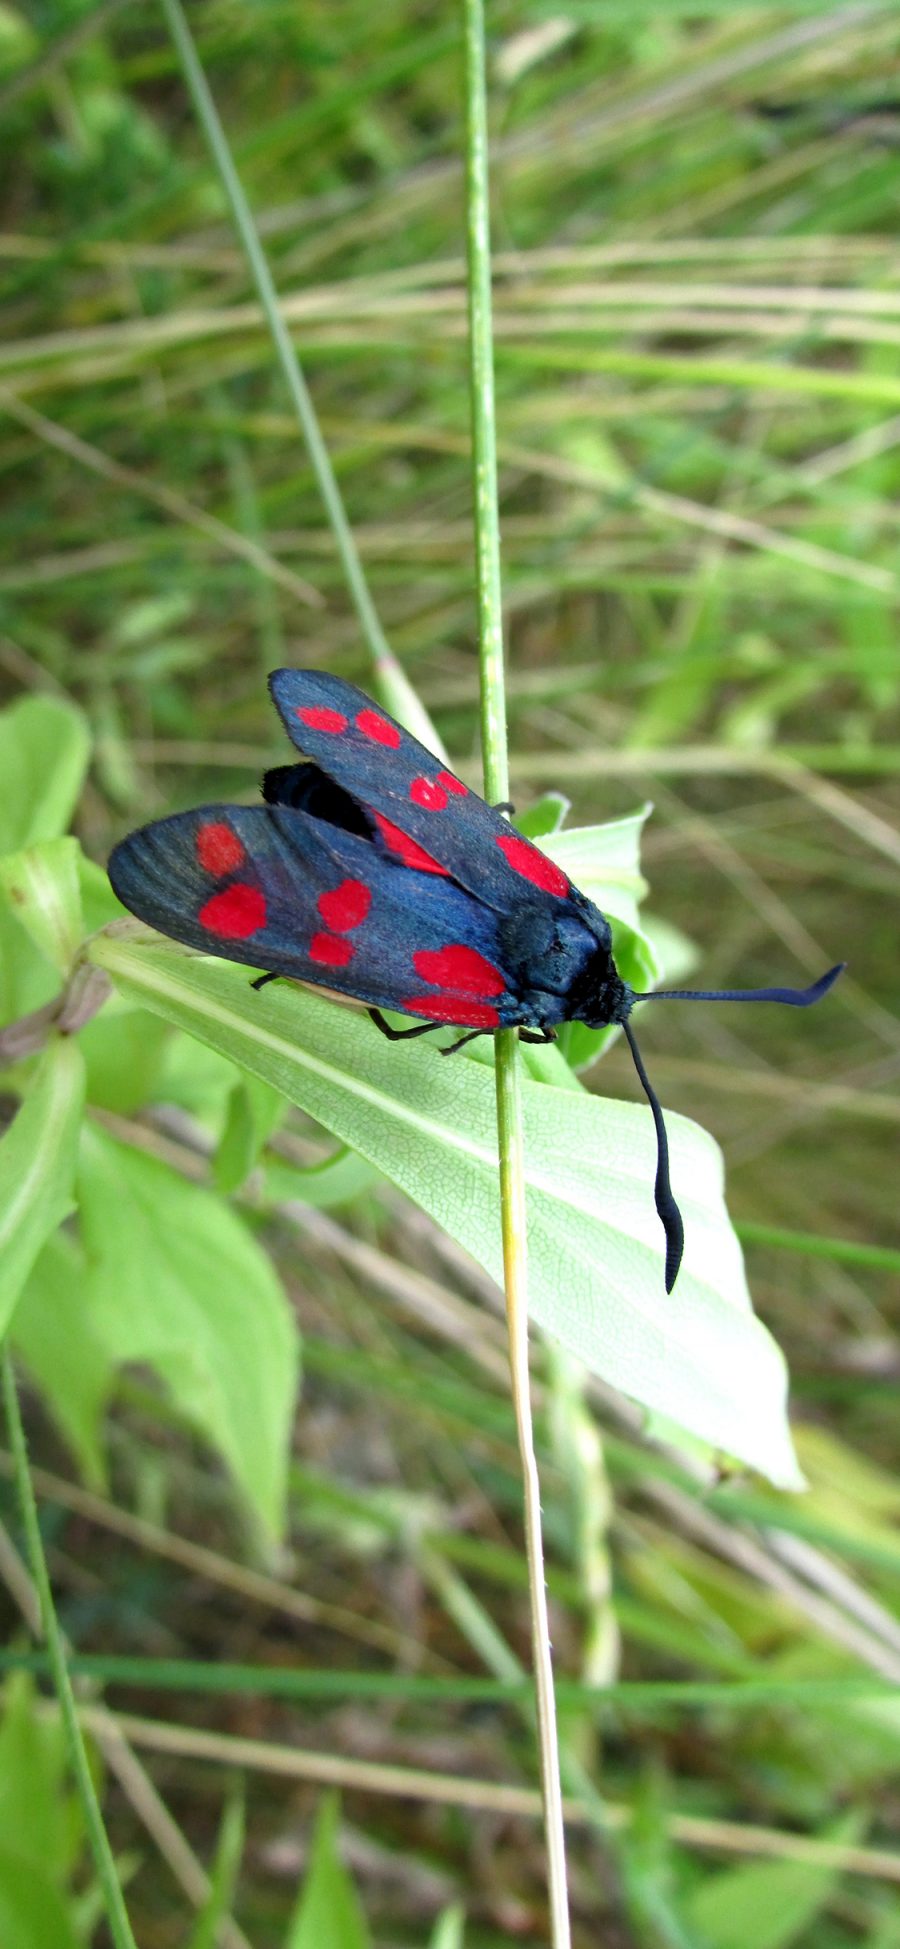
(108, 669), (842, 1289)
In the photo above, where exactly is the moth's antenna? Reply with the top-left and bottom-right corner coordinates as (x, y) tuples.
(621, 1018), (684, 1294)
(633, 964), (844, 1008)
(622, 961), (844, 1290)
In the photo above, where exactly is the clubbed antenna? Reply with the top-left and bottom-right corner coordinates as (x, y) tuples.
(622, 1018), (684, 1293)
(623, 962), (844, 1290)
(633, 964), (844, 1008)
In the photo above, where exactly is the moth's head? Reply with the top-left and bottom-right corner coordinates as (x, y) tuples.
(568, 946), (633, 1031)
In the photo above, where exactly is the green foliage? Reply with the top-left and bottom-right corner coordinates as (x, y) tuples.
(12, 1231), (113, 1486)
(184, 1795), (245, 1949)
(77, 1125), (299, 1538)
(0, 1037), (84, 1338)
(2, 0), (899, 1941)
(429, 1906), (466, 1949)
(686, 1815), (865, 1949)
(286, 1795), (370, 1949)
(91, 932), (801, 1486)
(0, 699), (90, 856)
(0, 1677), (83, 1949)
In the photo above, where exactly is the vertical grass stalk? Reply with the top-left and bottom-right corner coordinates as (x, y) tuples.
(460, 4), (572, 1941)
(1, 1349), (139, 1949)
(159, 0), (398, 683)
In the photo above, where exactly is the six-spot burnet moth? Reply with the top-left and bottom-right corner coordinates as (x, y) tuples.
(108, 669), (843, 1291)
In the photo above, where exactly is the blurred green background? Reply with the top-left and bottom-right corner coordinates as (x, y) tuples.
(1, 3), (899, 1946)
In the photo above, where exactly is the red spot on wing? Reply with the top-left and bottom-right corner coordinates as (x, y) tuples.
(317, 877), (371, 932)
(356, 708), (400, 747)
(400, 997), (500, 1029)
(410, 776), (448, 811)
(373, 812), (449, 876)
(196, 821), (245, 876)
(497, 832), (569, 899)
(296, 705), (348, 734)
(413, 944), (505, 997)
(437, 770), (467, 796)
(310, 931), (355, 967)
(199, 883), (266, 939)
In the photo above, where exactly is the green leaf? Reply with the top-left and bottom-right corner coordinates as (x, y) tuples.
(0, 1676), (82, 1949)
(0, 1674), (79, 1882)
(81, 853), (127, 934)
(12, 1233), (112, 1487)
(0, 696), (90, 856)
(184, 1794), (244, 1949)
(0, 1844), (81, 1949)
(77, 1126), (300, 1536)
(515, 792), (570, 840)
(686, 1812), (863, 1949)
(79, 1004), (171, 1115)
(89, 938), (803, 1488)
(287, 1794), (370, 1949)
(0, 904), (56, 1025)
(214, 1073), (285, 1193)
(546, 810), (661, 1070)
(545, 809), (652, 931)
(0, 839), (83, 974)
(263, 1145), (381, 1211)
(429, 1903), (466, 1949)
(0, 1037), (85, 1338)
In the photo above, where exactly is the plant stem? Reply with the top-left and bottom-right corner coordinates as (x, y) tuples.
(159, 0), (398, 682)
(1, 1349), (139, 1949)
(461, 3), (571, 1942)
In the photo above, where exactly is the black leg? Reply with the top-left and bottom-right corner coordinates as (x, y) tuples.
(519, 1026), (557, 1045)
(368, 1007), (441, 1043)
(492, 800), (516, 817)
(251, 971), (281, 992)
(439, 1028), (492, 1055)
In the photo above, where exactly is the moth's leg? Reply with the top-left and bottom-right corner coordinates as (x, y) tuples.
(492, 801), (516, 817)
(439, 1028), (492, 1056)
(368, 1007), (441, 1043)
(519, 1026), (557, 1045)
(251, 971), (280, 992)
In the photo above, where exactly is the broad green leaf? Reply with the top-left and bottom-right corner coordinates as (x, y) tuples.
(79, 1002), (171, 1115)
(158, 1024), (249, 1124)
(80, 853), (126, 934)
(0, 838), (83, 974)
(0, 1845), (81, 1949)
(0, 1037), (85, 1337)
(546, 811), (660, 1069)
(641, 913), (698, 987)
(287, 1794), (370, 1949)
(77, 1126), (300, 1537)
(0, 904), (57, 1024)
(545, 808), (652, 931)
(515, 791), (570, 839)
(0, 695), (90, 855)
(12, 1232), (112, 1486)
(90, 937), (803, 1488)
(0, 1675), (79, 1882)
(686, 1812), (863, 1949)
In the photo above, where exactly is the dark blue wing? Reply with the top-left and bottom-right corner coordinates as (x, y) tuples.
(268, 669), (581, 920)
(108, 800), (526, 1029)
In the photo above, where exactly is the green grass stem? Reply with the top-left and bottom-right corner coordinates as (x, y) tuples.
(159, 0), (400, 682)
(1, 1349), (139, 1949)
(461, 2), (571, 1941)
